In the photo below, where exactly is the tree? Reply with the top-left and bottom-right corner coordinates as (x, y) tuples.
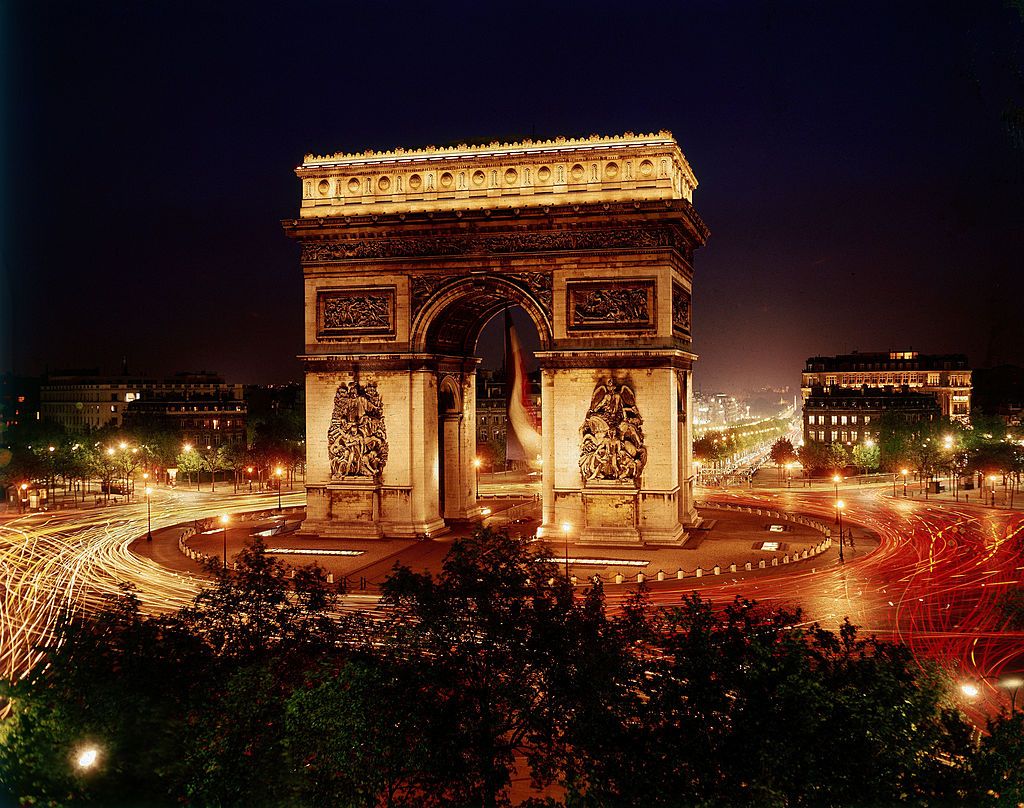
(852, 441), (881, 473)
(377, 527), (604, 807)
(174, 448), (202, 489)
(769, 437), (798, 481)
(825, 440), (850, 472)
(798, 441), (831, 474)
(198, 444), (228, 493)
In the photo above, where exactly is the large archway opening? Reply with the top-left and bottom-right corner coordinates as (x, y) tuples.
(412, 277), (550, 525)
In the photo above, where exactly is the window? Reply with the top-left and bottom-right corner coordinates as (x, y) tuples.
(864, 415), (871, 424)
(852, 431), (858, 441)
(841, 431), (848, 442)
(831, 430), (838, 441)
(851, 414), (858, 423)
(840, 415), (848, 425)
(831, 415), (837, 425)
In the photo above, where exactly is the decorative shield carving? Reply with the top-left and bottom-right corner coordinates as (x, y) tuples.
(579, 378), (647, 484)
(567, 280), (655, 331)
(328, 380), (389, 479)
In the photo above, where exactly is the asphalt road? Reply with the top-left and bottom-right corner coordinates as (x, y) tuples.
(2, 483), (1021, 723)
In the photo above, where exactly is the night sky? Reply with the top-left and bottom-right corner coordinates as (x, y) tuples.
(3, 1), (1021, 393)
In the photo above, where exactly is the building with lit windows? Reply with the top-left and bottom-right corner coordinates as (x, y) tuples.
(801, 350), (971, 422)
(40, 371), (243, 435)
(802, 385), (941, 447)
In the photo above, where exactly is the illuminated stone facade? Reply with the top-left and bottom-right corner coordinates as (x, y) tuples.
(801, 351), (972, 423)
(285, 132), (708, 544)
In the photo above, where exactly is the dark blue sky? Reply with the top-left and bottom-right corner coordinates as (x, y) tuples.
(3, 1), (1021, 392)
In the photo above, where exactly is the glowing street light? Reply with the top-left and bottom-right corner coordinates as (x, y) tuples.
(75, 745), (99, 770)
(275, 467), (284, 511)
(246, 466), (254, 493)
(961, 677), (1023, 714)
(561, 521), (572, 579)
(473, 457), (482, 500)
(220, 514), (230, 568)
(145, 486), (153, 541)
(901, 469), (908, 498)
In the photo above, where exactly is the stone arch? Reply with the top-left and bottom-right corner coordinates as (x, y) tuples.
(411, 276), (553, 356)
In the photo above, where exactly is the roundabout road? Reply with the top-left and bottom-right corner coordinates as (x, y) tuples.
(2, 484), (1022, 722)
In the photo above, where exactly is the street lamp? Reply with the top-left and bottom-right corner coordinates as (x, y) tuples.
(561, 521), (572, 579)
(274, 467), (284, 511)
(183, 443), (198, 491)
(246, 466), (254, 493)
(988, 474), (998, 507)
(901, 468), (908, 497)
(473, 457), (482, 500)
(145, 486), (153, 541)
(835, 499), (845, 563)
(19, 482), (28, 512)
(220, 514), (230, 568)
(832, 474), (841, 522)
(960, 676), (1023, 715)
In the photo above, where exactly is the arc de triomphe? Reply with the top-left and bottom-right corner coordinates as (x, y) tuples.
(283, 131), (709, 545)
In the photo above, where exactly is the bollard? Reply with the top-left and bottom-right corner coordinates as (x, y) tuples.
(677, 568), (685, 579)
(782, 555), (789, 564)
(744, 562), (752, 571)
(713, 565), (721, 575)
(695, 567), (704, 577)
(570, 575), (578, 586)
(636, 572), (645, 584)
(657, 569), (665, 581)
(327, 573), (334, 584)
(758, 559), (766, 569)
(615, 572), (624, 584)
(729, 563), (737, 573)
(772, 557), (779, 567)
(802, 549), (808, 559)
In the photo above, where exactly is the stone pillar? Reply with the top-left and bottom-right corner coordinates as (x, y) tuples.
(536, 355), (689, 546)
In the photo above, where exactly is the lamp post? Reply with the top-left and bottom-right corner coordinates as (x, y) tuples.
(275, 467), (284, 511)
(246, 466), (254, 493)
(901, 468), (908, 497)
(836, 499), (845, 563)
(473, 457), (482, 500)
(989, 474), (998, 507)
(832, 474), (841, 522)
(145, 486), (153, 541)
(561, 521), (572, 579)
(961, 676), (1023, 715)
(19, 482), (28, 513)
(220, 514), (230, 568)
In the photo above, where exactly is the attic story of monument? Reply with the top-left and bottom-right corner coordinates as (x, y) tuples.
(283, 131), (709, 545)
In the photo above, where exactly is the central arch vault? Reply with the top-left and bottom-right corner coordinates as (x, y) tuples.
(284, 131), (709, 545)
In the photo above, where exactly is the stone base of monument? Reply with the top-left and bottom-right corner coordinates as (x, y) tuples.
(576, 481), (689, 546)
(301, 482), (449, 540)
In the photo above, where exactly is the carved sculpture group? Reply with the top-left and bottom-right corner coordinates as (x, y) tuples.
(579, 378), (647, 484)
(322, 294), (391, 331)
(328, 381), (389, 479)
(574, 287), (650, 324)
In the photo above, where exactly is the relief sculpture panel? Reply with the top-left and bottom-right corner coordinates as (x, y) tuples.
(566, 280), (655, 331)
(328, 380), (389, 479)
(671, 281), (691, 334)
(317, 287), (396, 338)
(579, 378), (647, 484)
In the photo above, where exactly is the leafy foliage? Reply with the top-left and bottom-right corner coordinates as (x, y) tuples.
(1, 529), (1020, 807)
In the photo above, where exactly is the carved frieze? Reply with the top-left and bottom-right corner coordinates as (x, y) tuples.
(507, 271), (553, 315)
(300, 226), (685, 263)
(408, 270), (553, 320)
(671, 281), (691, 334)
(328, 380), (389, 480)
(566, 279), (656, 331)
(317, 287), (396, 338)
(579, 378), (647, 484)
